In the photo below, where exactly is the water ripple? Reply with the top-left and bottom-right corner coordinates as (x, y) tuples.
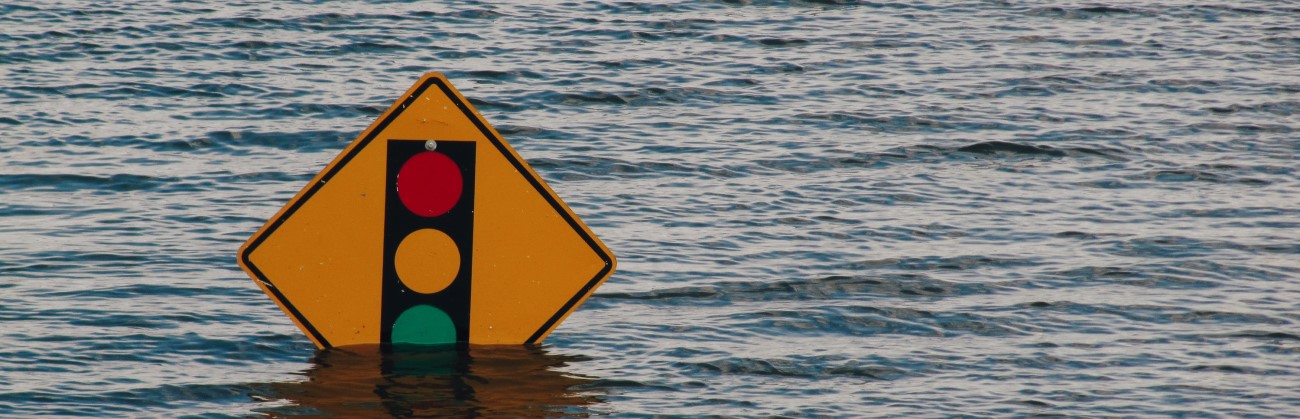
(3, 0), (1299, 416)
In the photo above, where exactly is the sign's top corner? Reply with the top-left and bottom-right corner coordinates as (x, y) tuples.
(419, 71), (449, 83)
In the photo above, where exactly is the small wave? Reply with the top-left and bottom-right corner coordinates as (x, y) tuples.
(958, 141), (1065, 157)
(334, 41), (413, 54)
(411, 8), (504, 20)
(958, 141), (1128, 160)
(1189, 122), (1293, 134)
(1186, 364), (1291, 376)
(1027, 6), (1152, 19)
(1104, 236), (1228, 259)
(597, 272), (1008, 304)
(790, 112), (953, 131)
(37, 284), (215, 300)
(1261, 36), (1300, 46)
(686, 356), (910, 380)
(246, 102), (384, 120)
(525, 85), (773, 109)
(0, 173), (178, 193)
(732, 141), (1124, 178)
(1030, 301), (1288, 326)
(1127, 168), (1276, 185)
(755, 37), (811, 47)
(199, 130), (357, 153)
(1211, 331), (1300, 341)
(5, 81), (277, 101)
(1178, 5), (1273, 16)
(526, 156), (725, 181)
(456, 69), (544, 81)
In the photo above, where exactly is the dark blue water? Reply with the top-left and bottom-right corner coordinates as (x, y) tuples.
(3, 1), (1299, 416)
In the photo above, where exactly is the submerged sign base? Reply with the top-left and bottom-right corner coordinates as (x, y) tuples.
(238, 72), (615, 349)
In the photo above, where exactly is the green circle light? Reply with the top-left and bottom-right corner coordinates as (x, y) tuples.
(392, 305), (457, 346)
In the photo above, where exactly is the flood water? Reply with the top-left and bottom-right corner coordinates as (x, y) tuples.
(2, 1), (1299, 416)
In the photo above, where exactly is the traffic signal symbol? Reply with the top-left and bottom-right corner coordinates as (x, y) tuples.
(396, 149), (464, 217)
(239, 73), (615, 349)
(394, 229), (459, 294)
(382, 139), (476, 347)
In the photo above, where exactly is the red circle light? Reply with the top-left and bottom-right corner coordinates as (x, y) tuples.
(396, 151), (463, 217)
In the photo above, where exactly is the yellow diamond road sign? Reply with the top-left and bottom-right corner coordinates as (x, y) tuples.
(238, 72), (616, 348)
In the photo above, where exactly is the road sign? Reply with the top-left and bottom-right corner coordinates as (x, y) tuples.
(238, 72), (616, 349)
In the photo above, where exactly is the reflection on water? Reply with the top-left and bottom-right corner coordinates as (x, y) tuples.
(4, 1), (1298, 416)
(254, 345), (601, 417)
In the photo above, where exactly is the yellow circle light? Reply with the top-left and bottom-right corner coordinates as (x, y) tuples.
(394, 228), (460, 294)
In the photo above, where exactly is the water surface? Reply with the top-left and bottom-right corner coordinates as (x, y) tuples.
(2, 1), (1298, 416)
